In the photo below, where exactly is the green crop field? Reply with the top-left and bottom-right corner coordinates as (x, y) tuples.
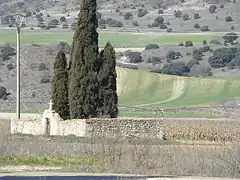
(22, 67), (240, 118)
(0, 29), (224, 47)
(116, 67), (240, 113)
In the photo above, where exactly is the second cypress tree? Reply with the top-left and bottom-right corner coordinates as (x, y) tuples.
(68, 0), (100, 119)
(98, 42), (118, 118)
(51, 50), (70, 120)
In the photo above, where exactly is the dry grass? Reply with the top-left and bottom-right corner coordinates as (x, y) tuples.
(1, 119), (240, 177)
(0, 134), (239, 177)
(164, 119), (240, 142)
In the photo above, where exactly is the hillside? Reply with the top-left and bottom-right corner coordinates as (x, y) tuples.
(0, 0), (239, 32)
(1, 42), (240, 117)
(0, 0), (240, 117)
(117, 67), (240, 108)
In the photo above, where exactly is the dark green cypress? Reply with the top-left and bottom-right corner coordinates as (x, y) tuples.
(98, 42), (118, 118)
(51, 50), (70, 120)
(68, 0), (100, 119)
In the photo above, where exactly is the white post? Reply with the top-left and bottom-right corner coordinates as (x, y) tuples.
(16, 26), (20, 120)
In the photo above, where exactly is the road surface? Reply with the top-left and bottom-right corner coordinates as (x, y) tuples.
(0, 172), (239, 180)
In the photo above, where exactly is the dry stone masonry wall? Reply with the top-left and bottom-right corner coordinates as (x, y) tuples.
(10, 111), (164, 139)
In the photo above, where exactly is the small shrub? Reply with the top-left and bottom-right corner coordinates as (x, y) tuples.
(194, 23), (200, 28)
(159, 24), (167, 29)
(37, 23), (46, 29)
(225, 16), (233, 22)
(71, 22), (77, 30)
(166, 50), (181, 60)
(145, 44), (159, 50)
(157, 62), (189, 76)
(6, 63), (14, 70)
(220, 4), (224, 8)
(99, 19), (106, 25)
(199, 45), (210, 53)
(187, 59), (199, 69)
(62, 23), (68, 29)
(151, 22), (159, 27)
(25, 11), (32, 17)
(179, 42), (184, 46)
(47, 19), (59, 28)
(185, 40), (193, 47)
(38, 63), (48, 71)
(202, 40), (207, 45)
(158, 9), (163, 14)
(183, 14), (190, 21)
(193, 13), (200, 19)
(209, 5), (217, 14)
(154, 16), (164, 25)
(223, 32), (238, 44)
(138, 9), (148, 17)
(1, 43), (16, 57)
(174, 10), (182, 18)
(106, 18), (115, 26)
(57, 42), (71, 54)
(124, 12), (133, 20)
(192, 49), (203, 60)
(210, 39), (221, 45)
(147, 56), (162, 64)
(0, 86), (7, 99)
(99, 24), (106, 29)
(124, 51), (143, 63)
(201, 26), (209, 31)
(115, 21), (123, 27)
(132, 20), (139, 26)
(167, 28), (172, 32)
(40, 78), (50, 84)
(60, 16), (66, 22)
(96, 12), (102, 19)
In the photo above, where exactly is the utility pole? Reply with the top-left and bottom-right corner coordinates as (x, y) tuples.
(15, 15), (25, 120)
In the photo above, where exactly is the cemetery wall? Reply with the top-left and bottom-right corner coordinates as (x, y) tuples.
(10, 117), (164, 139)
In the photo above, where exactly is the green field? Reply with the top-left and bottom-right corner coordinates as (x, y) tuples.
(117, 67), (240, 108)
(0, 29), (224, 47)
(22, 67), (240, 118)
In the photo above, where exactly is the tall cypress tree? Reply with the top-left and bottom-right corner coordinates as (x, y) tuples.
(98, 42), (118, 118)
(51, 50), (70, 120)
(68, 0), (100, 119)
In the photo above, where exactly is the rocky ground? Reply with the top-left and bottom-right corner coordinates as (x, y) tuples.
(0, 0), (239, 32)
(0, 0), (239, 113)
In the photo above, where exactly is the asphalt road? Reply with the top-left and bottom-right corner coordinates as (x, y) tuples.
(0, 173), (167, 180)
(0, 172), (239, 180)
(1, 176), (149, 180)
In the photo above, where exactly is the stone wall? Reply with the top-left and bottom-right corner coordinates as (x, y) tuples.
(11, 119), (45, 135)
(50, 119), (86, 137)
(85, 119), (164, 138)
(10, 116), (164, 139)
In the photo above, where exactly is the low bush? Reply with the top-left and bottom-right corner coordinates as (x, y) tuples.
(145, 44), (159, 50)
